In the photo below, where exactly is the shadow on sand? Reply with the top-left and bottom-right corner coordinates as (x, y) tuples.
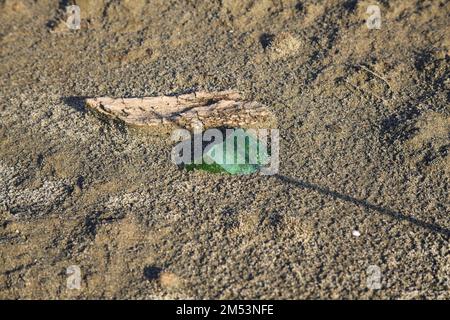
(275, 174), (450, 238)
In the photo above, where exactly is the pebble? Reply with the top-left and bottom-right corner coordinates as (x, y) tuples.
(352, 230), (361, 237)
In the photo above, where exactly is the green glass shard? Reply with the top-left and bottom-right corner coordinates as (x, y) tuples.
(185, 161), (228, 173)
(185, 129), (269, 175)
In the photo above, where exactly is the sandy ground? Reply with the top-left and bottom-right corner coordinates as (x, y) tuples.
(0, 0), (449, 299)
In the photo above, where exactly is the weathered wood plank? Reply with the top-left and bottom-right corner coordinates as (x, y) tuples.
(85, 90), (276, 131)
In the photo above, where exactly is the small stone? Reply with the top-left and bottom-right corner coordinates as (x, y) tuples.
(352, 230), (361, 237)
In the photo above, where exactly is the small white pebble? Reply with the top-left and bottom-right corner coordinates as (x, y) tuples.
(352, 230), (361, 237)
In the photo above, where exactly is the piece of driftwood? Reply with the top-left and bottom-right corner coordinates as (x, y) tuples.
(85, 90), (276, 131)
